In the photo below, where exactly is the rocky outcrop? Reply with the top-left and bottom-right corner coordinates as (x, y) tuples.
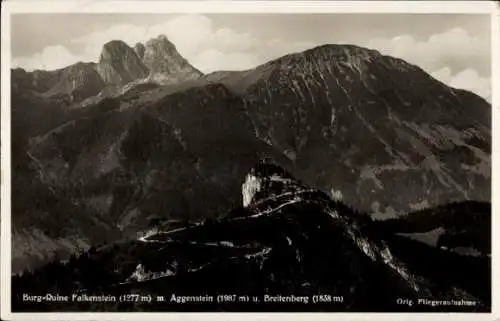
(133, 43), (146, 60)
(142, 35), (203, 84)
(242, 173), (262, 207)
(96, 40), (149, 86)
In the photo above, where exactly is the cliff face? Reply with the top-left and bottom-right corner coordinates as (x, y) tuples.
(133, 43), (146, 60)
(141, 35), (203, 84)
(96, 40), (149, 86)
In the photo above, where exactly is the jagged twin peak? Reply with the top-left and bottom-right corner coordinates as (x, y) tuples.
(97, 40), (149, 86)
(12, 34), (203, 104)
(97, 34), (202, 87)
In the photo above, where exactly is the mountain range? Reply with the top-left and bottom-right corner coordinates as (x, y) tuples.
(10, 31), (491, 297)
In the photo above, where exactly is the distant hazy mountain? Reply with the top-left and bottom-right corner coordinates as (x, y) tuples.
(96, 40), (150, 86)
(10, 35), (491, 274)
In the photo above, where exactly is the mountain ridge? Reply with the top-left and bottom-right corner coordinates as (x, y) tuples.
(12, 41), (491, 108)
(11, 163), (490, 312)
(11, 36), (491, 278)
(12, 34), (203, 105)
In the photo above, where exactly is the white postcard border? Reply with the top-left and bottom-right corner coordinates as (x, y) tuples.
(1, 1), (498, 320)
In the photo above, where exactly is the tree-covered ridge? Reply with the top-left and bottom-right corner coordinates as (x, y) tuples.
(12, 195), (491, 312)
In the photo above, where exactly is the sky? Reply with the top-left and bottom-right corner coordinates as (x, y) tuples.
(10, 13), (491, 101)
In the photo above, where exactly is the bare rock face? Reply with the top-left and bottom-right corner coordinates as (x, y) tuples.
(96, 40), (149, 86)
(242, 174), (262, 207)
(241, 162), (305, 208)
(142, 35), (203, 84)
(134, 43), (146, 60)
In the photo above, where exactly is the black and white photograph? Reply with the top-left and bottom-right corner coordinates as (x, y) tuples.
(1, 0), (497, 317)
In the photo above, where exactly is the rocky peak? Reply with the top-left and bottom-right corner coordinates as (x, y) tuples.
(242, 162), (303, 207)
(142, 34), (203, 85)
(96, 40), (149, 86)
(99, 40), (133, 61)
(144, 35), (178, 57)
